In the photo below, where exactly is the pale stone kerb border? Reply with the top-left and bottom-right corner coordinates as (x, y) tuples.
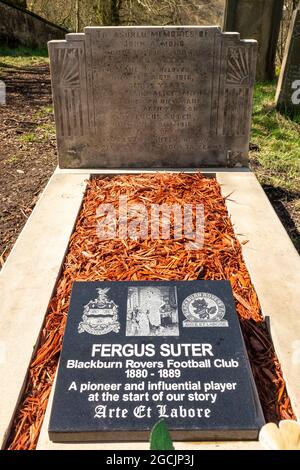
(36, 169), (261, 450)
(36, 170), (300, 450)
(54, 167), (250, 175)
(1, 169), (299, 450)
(217, 171), (300, 420)
(0, 172), (88, 449)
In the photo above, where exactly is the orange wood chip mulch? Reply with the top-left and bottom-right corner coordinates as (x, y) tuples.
(6, 173), (295, 450)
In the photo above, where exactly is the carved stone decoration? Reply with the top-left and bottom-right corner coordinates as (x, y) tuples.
(226, 47), (250, 86)
(57, 49), (80, 88)
(223, 0), (283, 81)
(48, 27), (257, 169)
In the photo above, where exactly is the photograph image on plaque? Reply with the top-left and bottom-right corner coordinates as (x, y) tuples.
(126, 285), (179, 337)
(49, 280), (265, 443)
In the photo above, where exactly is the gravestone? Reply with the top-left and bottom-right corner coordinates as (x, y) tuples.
(48, 26), (257, 169)
(49, 280), (265, 442)
(223, 0), (283, 81)
(276, 9), (300, 116)
(0, 80), (5, 105)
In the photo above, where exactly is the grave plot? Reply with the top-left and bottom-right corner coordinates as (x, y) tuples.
(0, 27), (300, 451)
(3, 173), (297, 449)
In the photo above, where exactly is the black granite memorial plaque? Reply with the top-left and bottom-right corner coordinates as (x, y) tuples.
(49, 280), (265, 442)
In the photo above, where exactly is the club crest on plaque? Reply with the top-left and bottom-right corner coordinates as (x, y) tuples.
(78, 288), (120, 335)
(182, 292), (228, 327)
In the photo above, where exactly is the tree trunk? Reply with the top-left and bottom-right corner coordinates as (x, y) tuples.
(100, 0), (123, 25)
(75, 0), (80, 32)
(292, 1), (299, 10)
(6, 0), (27, 9)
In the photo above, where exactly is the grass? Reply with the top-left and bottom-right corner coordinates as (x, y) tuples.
(20, 132), (37, 142)
(19, 123), (56, 145)
(37, 122), (56, 140)
(250, 82), (300, 194)
(5, 154), (21, 164)
(0, 45), (49, 68)
(34, 106), (54, 119)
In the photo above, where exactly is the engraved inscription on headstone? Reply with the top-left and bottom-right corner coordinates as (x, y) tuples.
(49, 280), (265, 442)
(276, 9), (300, 116)
(48, 27), (257, 169)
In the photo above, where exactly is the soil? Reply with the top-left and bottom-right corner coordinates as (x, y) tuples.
(250, 156), (300, 254)
(262, 185), (300, 254)
(0, 63), (56, 267)
(6, 173), (295, 449)
(0, 64), (299, 268)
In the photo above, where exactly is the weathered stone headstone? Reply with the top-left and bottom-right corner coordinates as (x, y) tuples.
(49, 280), (265, 442)
(0, 80), (6, 105)
(0, 0), (66, 49)
(223, 0), (283, 81)
(48, 27), (257, 169)
(276, 9), (300, 116)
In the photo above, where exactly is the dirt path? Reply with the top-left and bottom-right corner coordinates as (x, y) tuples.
(0, 64), (299, 268)
(0, 63), (56, 266)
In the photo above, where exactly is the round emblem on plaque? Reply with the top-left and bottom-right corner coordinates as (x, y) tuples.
(181, 292), (228, 327)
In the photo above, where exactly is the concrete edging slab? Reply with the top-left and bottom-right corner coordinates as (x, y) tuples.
(0, 172), (88, 448)
(216, 171), (300, 420)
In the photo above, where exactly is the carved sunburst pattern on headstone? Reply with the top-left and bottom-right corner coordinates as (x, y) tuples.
(226, 47), (250, 86)
(57, 48), (80, 87)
